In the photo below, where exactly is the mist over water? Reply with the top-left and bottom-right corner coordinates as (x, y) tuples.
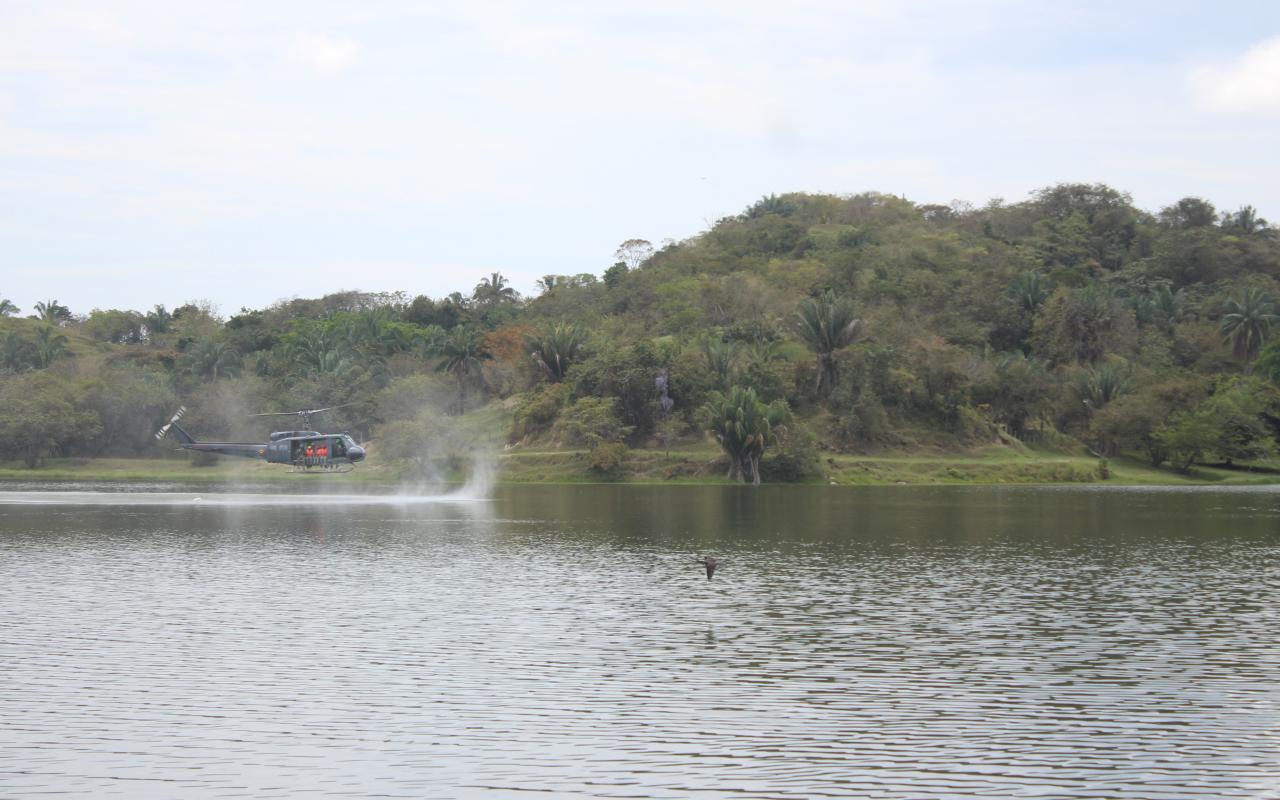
(2, 485), (1278, 798)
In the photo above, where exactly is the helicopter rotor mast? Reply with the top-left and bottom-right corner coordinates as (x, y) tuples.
(250, 403), (353, 430)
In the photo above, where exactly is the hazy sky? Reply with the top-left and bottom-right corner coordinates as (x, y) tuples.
(3, 1), (1280, 317)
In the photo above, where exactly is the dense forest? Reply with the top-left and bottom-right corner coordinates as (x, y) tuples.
(4, 183), (1280, 482)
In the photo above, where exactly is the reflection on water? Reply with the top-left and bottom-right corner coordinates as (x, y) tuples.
(1, 485), (1278, 798)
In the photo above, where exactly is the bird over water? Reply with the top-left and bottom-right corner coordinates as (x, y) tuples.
(695, 556), (719, 580)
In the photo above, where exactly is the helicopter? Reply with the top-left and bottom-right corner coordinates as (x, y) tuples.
(154, 405), (366, 472)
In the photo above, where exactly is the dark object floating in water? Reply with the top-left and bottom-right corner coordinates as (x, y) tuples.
(695, 555), (719, 580)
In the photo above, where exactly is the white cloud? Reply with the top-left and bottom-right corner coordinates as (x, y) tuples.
(284, 32), (359, 75)
(1190, 35), (1280, 113)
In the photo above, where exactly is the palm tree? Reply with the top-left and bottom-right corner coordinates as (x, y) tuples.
(1080, 363), (1133, 410)
(433, 326), (491, 413)
(795, 291), (862, 398)
(526, 322), (584, 382)
(0, 298), (19, 317)
(31, 299), (72, 326)
(472, 272), (519, 306)
(1220, 287), (1278, 367)
(703, 386), (791, 485)
(1137, 285), (1191, 329)
(698, 335), (740, 389)
(32, 326), (69, 368)
(185, 338), (241, 381)
(1006, 272), (1052, 312)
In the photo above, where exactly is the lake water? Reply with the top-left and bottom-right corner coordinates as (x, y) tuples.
(1, 484), (1278, 799)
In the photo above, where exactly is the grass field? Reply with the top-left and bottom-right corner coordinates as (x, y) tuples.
(2, 445), (1276, 487)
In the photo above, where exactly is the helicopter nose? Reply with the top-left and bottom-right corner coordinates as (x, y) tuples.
(349, 445), (366, 462)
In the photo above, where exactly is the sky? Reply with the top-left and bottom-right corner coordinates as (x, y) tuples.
(3, 0), (1280, 317)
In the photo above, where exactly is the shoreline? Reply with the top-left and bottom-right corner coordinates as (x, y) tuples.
(2, 452), (1278, 487)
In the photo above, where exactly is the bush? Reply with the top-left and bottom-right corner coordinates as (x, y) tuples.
(760, 424), (821, 482)
(588, 441), (628, 480)
(511, 383), (569, 440)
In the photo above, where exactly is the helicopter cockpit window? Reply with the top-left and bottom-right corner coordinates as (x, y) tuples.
(333, 437), (346, 457)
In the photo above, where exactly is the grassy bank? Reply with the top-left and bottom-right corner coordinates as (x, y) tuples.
(5, 445), (1278, 486)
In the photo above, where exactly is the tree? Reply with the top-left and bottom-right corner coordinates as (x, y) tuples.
(184, 338), (241, 381)
(432, 326), (490, 413)
(698, 335), (740, 390)
(0, 372), (101, 466)
(31, 299), (72, 326)
(2, 332), (36, 371)
(796, 291), (862, 398)
(1155, 378), (1276, 471)
(1135, 285), (1192, 330)
(0, 298), (18, 317)
(1006, 272), (1052, 312)
(1079, 362), (1133, 410)
(144, 305), (173, 339)
(1159, 197), (1217, 229)
(1220, 287), (1278, 367)
(32, 326), (69, 368)
(1221, 205), (1269, 234)
(614, 239), (654, 270)
(703, 385), (791, 485)
(472, 272), (518, 306)
(526, 322), (584, 382)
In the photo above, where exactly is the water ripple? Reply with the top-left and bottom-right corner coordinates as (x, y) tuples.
(1, 485), (1278, 798)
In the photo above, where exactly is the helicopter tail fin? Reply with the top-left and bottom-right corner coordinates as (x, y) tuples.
(168, 422), (196, 446)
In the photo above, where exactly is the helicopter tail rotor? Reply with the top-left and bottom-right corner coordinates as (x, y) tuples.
(154, 406), (187, 441)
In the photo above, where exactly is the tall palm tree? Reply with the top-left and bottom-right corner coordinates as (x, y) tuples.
(526, 322), (584, 382)
(32, 326), (69, 368)
(31, 299), (72, 326)
(703, 386), (791, 485)
(0, 298), (18, 317)
(795, 291), (862, 398)
(1220, 287), (1278, 367)
(472, 272), (519, 306)
(433, 326), (491, 413)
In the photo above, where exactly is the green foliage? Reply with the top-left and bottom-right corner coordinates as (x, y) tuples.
(587, 440), (628, 479)
(32, 326), (70, 369)
(31, 299), (73, 326)
(511, 383), (570, 440)
(0, 298), (19, 317)
(1219, 286), (1277, 364)
(795, 290), (862, 398)
(6, 183), (1280, 474)
(526, 322), (585, 382)
(703, 385), (792, 484)
(1030, 285), (1136, 365)
(1079, 362), (1134, 409)
(1155, 377), (1276, 471)
(83, 309), (146, 344)
(556, 397), (633, 447)
(0, 372), (101, 466)
(1007, 271), (1052, 312)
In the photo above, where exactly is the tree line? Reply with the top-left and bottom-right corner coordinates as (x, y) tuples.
(3, 183), (1280, 480)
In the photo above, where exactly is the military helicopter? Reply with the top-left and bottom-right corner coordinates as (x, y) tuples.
(155, 405), (366, 472)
